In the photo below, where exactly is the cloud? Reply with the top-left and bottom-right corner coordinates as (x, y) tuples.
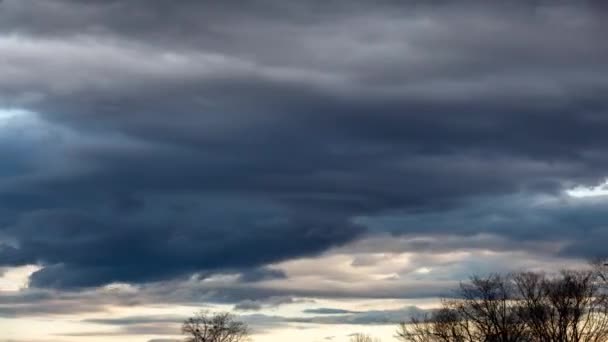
(303, 308), (359, 315)
(233, 296), (297, 311)
(85, 314), (185, 326)
(238, 267), (288, 283)
(289, 306), (430, 325)
(0, 0), (607, 292)
(357, 193), (608, 259)
(234, 300), (263, 311)
(81, 306), (431, 337)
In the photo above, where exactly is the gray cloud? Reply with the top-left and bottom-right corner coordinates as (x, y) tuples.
(289, 306), (430, 325)
(81, 305), (431, 337)
(0, 0), (607, 292)
(85, 314), (185, 326)
(233, 296), (297, 311)
(78, 307), (426, 337)
(238, 267), (288, 283)
(303, 308), (359, 315)
(234, 300), (263, 311)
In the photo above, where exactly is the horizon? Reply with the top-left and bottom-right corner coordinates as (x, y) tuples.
(1, 1), (608, 341)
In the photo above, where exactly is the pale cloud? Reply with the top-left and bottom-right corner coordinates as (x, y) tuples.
(567, 179), (608, 198)
(0, 265), (38, 291)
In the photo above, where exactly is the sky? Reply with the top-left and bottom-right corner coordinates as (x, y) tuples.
(0, 0), (608, 341)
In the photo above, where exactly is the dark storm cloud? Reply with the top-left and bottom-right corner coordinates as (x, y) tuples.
(0, 0), (608, 288)
(12, 207), (361, 288)
(359, 194), (608, 252)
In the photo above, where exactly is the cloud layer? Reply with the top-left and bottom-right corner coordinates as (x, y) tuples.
(0, 0), (607, 295)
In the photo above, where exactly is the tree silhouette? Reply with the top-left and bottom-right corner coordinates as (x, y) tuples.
(182, 311), (250, 342)
(397, 270), (608, 342)
(351, 333), (382, 342)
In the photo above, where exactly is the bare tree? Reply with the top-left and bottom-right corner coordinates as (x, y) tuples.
(182, 311), (250, 342)
(397, 307), (472, 342)
(397, 270), (608, 342)
(515, 270), (608, 342)
(398, 274), (526, 342)
(350, 333), (381, 342)
(456, 274), (527, 342)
